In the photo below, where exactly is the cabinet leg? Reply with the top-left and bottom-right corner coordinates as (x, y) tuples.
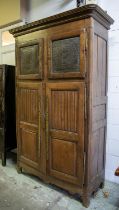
(100, 182), (105, 189)
(17, 165), (22, 174)
(1, 152), (6, 166)
(93, 190), (98, 198)
(81, 194), (90, 208)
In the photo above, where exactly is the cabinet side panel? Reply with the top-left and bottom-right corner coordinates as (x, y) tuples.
(89, 33), (107, 185)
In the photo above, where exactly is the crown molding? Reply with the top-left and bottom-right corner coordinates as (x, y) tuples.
(10, 4), (114, 37)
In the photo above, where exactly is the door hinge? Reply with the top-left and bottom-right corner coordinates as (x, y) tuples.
(84, 28), (88, 77)
(84, 28), (88, 54)
(84, 152), (86, 170)
(84, 86), (87, 119)
(85, 34), (88, 54)
(83, 151), (86, 185)
(38, 96), (41, 158)
(46, 96), (49, 160)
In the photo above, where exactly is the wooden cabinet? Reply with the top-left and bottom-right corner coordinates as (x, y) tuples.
(0, 65), (16, 166)
(10, 4), (113, 207)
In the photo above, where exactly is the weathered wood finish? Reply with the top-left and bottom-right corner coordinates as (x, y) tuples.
(91, 20), (107, 186)
(10, 4), (113, 207)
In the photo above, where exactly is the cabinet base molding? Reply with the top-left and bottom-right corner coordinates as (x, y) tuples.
(18, 162), (105, 207)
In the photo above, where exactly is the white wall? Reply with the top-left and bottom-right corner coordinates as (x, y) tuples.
(100, 0), (119, 184)
(0, 28), (15, 65)
(0, 22), (24, 65)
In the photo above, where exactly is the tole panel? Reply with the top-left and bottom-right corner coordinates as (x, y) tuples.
(20, 44), (39, 75)
(16, 39), (44, 80)
(52, 37), (80, 73)
(48, 29), (86, 79)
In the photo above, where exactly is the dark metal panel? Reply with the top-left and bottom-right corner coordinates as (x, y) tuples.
(52, 37), (80, 73)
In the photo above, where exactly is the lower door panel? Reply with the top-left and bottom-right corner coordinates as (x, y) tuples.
(46, 82), (85, 187)
(17, 82), (44, 172)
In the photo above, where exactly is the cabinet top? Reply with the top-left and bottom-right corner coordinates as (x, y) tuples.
(10, 4), (114, 37)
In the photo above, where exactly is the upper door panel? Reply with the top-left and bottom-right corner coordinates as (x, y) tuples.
(47, 28), (86, 79)
(16, 38), (44, 80)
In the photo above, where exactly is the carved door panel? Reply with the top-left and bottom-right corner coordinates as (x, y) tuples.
(17, 82), (44, 172)
(46, 82), (85, 187)
(16, 38), (43, 80)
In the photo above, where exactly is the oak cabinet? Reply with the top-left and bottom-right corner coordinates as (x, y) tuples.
(10, 4), (113, 207)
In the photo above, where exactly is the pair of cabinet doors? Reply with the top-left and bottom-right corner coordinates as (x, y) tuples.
(17, 81), (85, 187)
(16, 28), (87, 187)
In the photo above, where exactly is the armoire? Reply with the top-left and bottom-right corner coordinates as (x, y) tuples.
(10, 4), (113, 207)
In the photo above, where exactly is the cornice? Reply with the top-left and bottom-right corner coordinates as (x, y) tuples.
(10, 4), (114, 37)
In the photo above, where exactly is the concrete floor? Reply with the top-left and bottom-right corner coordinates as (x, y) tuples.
(0, 153), (119, 210)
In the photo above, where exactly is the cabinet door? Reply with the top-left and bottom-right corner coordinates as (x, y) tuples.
(48, 29), (86, 79)
(16, 39), (43, 80)
(46, 82), (85, 187)
(17, 82), (44, 171)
